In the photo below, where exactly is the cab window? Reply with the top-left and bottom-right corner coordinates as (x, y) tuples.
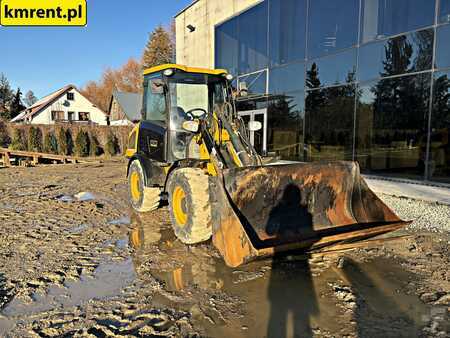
(168, 76), (208, 131)
(143, 74), (167, 121)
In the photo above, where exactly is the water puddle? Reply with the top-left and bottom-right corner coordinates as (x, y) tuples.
(115, 238), (129, 249)
(108, 216), (131, 226)
(2, 259), (135, 317)
(0, 316), (14, 336)
(0, 203), (22, 212)
(127, 212), (431, 338)
(67, 224), (90, 234)
(56, 191), (96, 203)
(56, 195), (74, 202)
(74, 192), (96, 202)
(0, 211), (432, 337)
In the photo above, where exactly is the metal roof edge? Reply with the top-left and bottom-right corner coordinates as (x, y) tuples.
(174, 0), (200, 18)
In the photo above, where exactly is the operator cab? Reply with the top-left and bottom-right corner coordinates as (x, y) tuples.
(138, 64), (233, 163)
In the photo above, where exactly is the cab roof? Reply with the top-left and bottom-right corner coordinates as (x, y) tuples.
(143, 64), (228, 76)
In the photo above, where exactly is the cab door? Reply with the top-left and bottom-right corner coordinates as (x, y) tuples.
(140, 72), (168, 163)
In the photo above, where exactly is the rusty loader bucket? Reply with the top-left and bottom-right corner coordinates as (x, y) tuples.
(211, 161), (410, 267)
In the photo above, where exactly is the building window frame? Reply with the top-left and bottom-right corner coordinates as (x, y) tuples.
(78, 112), (90, 121)
(51, 111), (65, 121)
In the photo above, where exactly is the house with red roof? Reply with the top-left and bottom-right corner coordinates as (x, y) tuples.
(11, 85), (108, 125)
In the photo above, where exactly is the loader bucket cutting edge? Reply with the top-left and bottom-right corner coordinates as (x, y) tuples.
(211, 161), (410, 267)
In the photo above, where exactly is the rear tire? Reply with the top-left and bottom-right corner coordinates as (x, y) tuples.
(167, 168), (212, 244)
(128, 160), (160, 213)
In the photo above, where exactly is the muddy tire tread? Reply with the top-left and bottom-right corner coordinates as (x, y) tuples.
(128, 160), (161, 213)
(167, 168), (212, 244)
(137, 187), (161, 213)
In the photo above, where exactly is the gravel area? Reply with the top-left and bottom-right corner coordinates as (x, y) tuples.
(380, 193), (450, 233)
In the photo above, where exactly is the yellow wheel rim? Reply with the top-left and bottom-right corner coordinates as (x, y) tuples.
(172, 186), (187, 226)
(129, 228), (141, 249)
(130, 171), (141, 202)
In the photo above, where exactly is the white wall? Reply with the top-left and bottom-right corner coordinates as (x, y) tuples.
(31, 88), (108, 125)
(175, 0), (261, 71)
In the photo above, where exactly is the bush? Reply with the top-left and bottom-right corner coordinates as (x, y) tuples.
(105, 132), (119, 157)
(27, 126), (43, 152)
(74, 130), (90, 157)
(58, 128), (74, 155)
(66, 129), (73, 155)
(9, 129), (26, 151)
(57, 127), (68, 155)
(89, 132), (102, 156)
(0, 120), (10, 147)
(44, 132), (58, 154)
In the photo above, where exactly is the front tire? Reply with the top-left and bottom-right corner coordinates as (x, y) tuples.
(128, 160), (160, 213)
(167, 168), (212, 244)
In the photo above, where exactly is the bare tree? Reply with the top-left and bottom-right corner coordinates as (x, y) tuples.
(24, 90), (38, 107)
(81, 58), (143, 112)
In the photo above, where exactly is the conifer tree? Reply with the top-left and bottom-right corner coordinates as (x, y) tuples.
(27, 126), (43, 152)
(89, 132), (101, 156)
(9, 129), (26, 151)
(0, 120), (10, 147)
(0, 74), (13, 120)
(58, 127), (68, 155)
(44, 132), (58, 154)
(105, 132), (119, 157)
(142, 25), (174, 69)
(10, 88), (26, 119)
(74, 130), (90, 157)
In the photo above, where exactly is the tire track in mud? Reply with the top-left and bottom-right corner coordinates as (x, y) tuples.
(0, 162), (200, 337)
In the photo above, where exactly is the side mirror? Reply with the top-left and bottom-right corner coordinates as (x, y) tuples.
(238, 81), (248, 97)
(248, 121), (262, 132)
(182, 120), (200, 133)
(150, 79), (164, 94)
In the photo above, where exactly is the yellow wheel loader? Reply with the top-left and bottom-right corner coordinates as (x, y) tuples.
(126, 64), (409, 267)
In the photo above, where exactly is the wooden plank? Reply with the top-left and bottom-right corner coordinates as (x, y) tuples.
(0, 148), (58, 159)
(3, 152), (11, 167)
(0, 148), (99, 165)
(32, 155), (39, 166)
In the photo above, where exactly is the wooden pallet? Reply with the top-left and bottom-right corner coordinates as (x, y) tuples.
(0, 148), (98, 167)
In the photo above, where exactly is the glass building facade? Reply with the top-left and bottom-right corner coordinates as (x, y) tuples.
(215, 0), (450, 183)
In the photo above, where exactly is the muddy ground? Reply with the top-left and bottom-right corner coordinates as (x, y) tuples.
(0, 160), (448, 338)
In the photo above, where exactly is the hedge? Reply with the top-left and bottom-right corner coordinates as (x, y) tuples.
(0, 120), (132, 157)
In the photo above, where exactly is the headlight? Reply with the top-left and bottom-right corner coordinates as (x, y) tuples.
(225, 74), (234, 81)
(163, 69), (174, 77)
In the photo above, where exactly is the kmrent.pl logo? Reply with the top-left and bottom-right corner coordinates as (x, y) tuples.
(0, 0), (86, 26)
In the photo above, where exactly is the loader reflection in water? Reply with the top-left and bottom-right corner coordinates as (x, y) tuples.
(266, 184), (317, 338)
(128, 211), (429, 337)
(128, 212), (225, 292)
